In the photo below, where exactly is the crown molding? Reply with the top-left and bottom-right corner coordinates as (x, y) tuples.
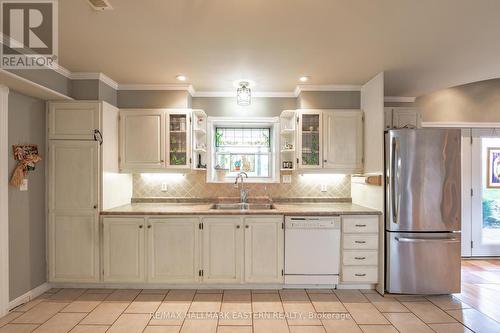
(295, 84), (363, 96)
(384, 96), (416, 103)
(192, 91), (295, 98)
(70, 72), (119, 90)
(118, 83), (194, 92)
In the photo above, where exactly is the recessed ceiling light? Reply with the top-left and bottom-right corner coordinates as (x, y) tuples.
(176, 75), (187, 81)
(299, 76), (309, 82)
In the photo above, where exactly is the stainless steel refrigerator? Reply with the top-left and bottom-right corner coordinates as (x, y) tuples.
(385, 128), (461, 294)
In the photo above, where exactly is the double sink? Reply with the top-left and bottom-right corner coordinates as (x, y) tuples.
(210, 203), (276, 210)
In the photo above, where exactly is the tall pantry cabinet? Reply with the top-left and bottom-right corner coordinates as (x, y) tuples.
(47, 101), (123, 282)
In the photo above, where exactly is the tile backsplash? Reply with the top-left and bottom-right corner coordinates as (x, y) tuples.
(133, 172), (351, 199)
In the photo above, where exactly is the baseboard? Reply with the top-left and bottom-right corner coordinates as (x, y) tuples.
(336, 283), (375, 290)
(8, 282), (52, 311)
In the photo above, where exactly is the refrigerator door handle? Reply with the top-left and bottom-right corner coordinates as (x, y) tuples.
(391, 136), (401, 224)
(395, 237), (460, 243)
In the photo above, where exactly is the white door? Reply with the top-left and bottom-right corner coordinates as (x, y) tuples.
(48, 102), (101, 140)
(244, 217), (284, 283)
(48, 141), (99, 282)
(147, 217), (200, 283)
(469, 129), (500, 256)
(392, 108), (421, 129)
(298, 110), (323, 169)
(202, 217), (243, 283)
(323, 110), (363, 172)
(120, 109), (165, 170)
(166, 110), (191, 169)
(103, 217), (145, 282)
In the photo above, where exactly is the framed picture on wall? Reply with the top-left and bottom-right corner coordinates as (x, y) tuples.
(487, 147), (500, 188)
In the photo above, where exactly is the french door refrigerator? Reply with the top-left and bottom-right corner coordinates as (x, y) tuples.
(385, 128), (461, 294)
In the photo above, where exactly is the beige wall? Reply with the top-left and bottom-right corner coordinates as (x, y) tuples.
(8, 91), (46, 301)
(417, 78), (500, 122)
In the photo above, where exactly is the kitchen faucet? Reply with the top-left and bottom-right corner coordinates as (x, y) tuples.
(235, 172), (249, 203)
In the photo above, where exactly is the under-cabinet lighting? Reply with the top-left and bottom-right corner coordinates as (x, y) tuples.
(176, 74), (187, 81)
(140, 173), (185, 183)
(299, 174), (346, 182)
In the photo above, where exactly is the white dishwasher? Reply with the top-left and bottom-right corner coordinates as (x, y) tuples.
(284, 216), (341, 285)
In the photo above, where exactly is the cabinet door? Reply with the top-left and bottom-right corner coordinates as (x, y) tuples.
(323, 110), (363, 172)
(120, 110), (165, 170)
(244, 217), (284, 283)
(48, 102), (101, 140)
(298, 110), (323, 168)
(392, 108), (421, 128)
(167, 110), (191, 169)
(48, 140), (99, 282)
(103, 218), (145, 282)
(147, 217), (200, 283)
(202, 217), (243, 283)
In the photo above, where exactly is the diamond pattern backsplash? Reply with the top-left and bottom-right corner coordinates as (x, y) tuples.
(133, 172), (351, 199)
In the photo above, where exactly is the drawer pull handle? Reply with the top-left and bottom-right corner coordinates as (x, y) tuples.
(355, 240), (366, 244)
(355, 224), (367, 227)
(355, 273), (366, 277)
(354, 257), (366, 260)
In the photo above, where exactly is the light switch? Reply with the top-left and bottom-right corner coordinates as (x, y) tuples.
(161, 183), (168, 192)
(20, 178), (28, 191)
(321, 184), (327, 192)
(282, 175), (292, 183)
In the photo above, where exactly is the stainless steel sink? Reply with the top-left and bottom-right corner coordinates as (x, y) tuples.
(210, 203), (276, 210)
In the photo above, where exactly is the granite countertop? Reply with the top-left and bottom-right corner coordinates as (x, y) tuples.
(101, 202), (381, 216)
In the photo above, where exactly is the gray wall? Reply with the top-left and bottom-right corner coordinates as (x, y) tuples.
(384, 101), (416, 108)
(7, 69), (71, 97)
(192, 97), (296, 117)
(416, 78), (500, 122)
(8, 91), (47, 301)
(118, 90), (190, 108)
(297, 91), (361, 109)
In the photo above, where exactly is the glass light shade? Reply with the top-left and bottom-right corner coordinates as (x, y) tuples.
(237, 82), (251, 106)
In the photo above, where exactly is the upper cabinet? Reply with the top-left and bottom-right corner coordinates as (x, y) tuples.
(119, 109), (192, 171)
(48, 101), (101, 140)
(385, 107), (421, 129)
(295, 109), (363, 173)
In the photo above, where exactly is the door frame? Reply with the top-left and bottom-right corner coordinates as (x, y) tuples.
(0, 85), (9, 317)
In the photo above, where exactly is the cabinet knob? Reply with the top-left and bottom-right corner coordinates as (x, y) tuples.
(139, 225), (143, 229)
(160, 160), (164, 163)
(236, 225), (240, 229)
(147, 225), (152, 229)
(324, 160), (327, 163)
(93, 205), (97, 209)
(245, 225), (249, 229)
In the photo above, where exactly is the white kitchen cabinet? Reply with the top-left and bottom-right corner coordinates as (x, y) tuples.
(167, 110), (191, 169)
(298, 110), (323, 169)
(103, 217), (146, 282)
(48, 101), (101, 140)
(48, 140), (100, 282)
(386, 107), (421, 129)
(147, 217), (200, 283)
(323, 110), (363, 173)
(120, 109), (165, 170)
(244, 217), (284, 283)
(202, 217), (243, 283)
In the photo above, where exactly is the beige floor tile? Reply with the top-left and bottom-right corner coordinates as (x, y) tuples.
(45, 289), (61, 294)
(196, 290), (223, 294)
(309, 293), (347, 313)
(12, 300), (45, 313)
(69, 325), (109, 333)
(107, 313), (150, 333)
(79, 302), (129, 325)
(84, 289), (114, 295)
(428, 323), (473, 333)
(34, 294), (52, 300)
(289, 326), (326, 333)
(283, 302), (321, 326)
(50, 289), (87, 301)
(13, 302), (70, 324)
(425, 295), (470, 310)
(223, 290), (251, 296)
(217, 327), (251, 333)
(0, 312), (22, 327)
(279, 290), (310, 302)
(251, 289), (279, 294)
(344, 303), (389, 325)
(359, 325), (398, 333)
(321, 316), (362, 333)
(371, 301), (408, 313)
(150, 301), (190, 326)
(383, 312), (434, 333)
(33, 313), (86, 333)
(253, 318), (289, 333)
(165, 290), (196, 302)
(180, 319), (217, 333)
(188, 293), (222, 313)
(402, 301), (456, 324)
(141, 289), (169, 295)
(447, 308), (500, 333)
(306, 289), (333, 294)
(364, 293), (393, 303)
(252, 293), (284, 313)
(0, 324), (39, 333)
(125, 294), (164, 314)
(360, 289), (378, 294)
(105, 290), (141, 302)
(144, 327), (181, 333)
(219, 293), (252, 326)
(394, 295), (428, 302)
(334, 290), (368, 303)
(62, 294), (108, 313)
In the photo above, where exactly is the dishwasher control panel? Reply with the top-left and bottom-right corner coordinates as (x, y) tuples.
(286, 216), (341, 229)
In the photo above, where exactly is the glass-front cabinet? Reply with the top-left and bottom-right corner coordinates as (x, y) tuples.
(167, 111), (191, 168)
(298, 110), (322, 168)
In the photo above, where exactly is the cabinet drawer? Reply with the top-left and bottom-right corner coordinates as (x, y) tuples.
(343, 216), (379, 233)
(343, 234), (378, 250)
(342, 250), (378, 266)
(342, 266), (378, 283)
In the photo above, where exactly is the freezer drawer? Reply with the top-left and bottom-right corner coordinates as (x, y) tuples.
(386, 232), (461, 294)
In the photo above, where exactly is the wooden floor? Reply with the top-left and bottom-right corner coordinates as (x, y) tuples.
(0, 260), (498, 333)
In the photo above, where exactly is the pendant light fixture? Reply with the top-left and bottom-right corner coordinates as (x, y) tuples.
(237, 81), (251, 106)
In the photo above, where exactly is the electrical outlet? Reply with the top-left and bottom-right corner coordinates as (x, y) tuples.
(161, 183), (168, 192)
(282, 175), (292, 184)
(321, 184), (327, 192)
(20, 178), (28, 191)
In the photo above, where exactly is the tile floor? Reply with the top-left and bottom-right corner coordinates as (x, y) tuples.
(0, 260), (498, 333)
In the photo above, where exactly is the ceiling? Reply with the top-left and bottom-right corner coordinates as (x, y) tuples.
(59, 0), (500, 97)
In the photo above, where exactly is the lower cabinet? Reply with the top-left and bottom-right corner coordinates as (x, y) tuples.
(103, 217), (145, 282)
